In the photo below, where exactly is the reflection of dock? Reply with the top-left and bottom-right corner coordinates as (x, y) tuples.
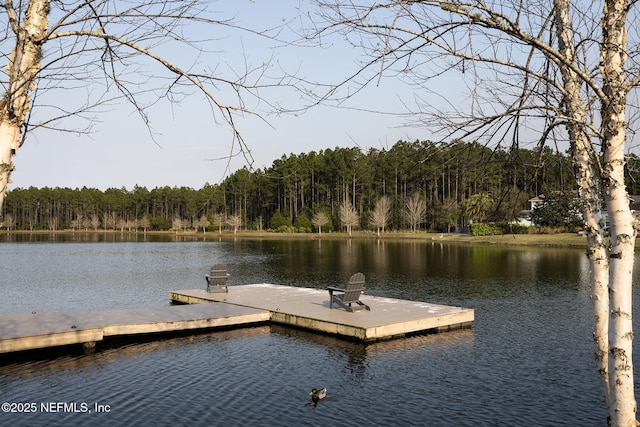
(0, 284), (473, 357)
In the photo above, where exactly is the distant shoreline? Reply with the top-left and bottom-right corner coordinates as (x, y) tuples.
(1, 229), (593, 249)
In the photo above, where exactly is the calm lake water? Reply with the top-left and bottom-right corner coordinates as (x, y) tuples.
(0, 234), (636, 426)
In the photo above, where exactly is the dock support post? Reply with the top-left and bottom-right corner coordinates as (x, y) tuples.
(82, 341), (96, 354)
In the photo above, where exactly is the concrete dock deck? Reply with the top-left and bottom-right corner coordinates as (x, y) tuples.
(0, 284), (473, 357)
(0, 304), (269, 355)
(170, 284), (474, 342)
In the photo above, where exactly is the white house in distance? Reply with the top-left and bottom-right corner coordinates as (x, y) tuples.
(517, 194), (560, 227)
(519, 193), (640, 228)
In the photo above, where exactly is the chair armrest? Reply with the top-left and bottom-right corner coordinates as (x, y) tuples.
(327, 286), (344, 292)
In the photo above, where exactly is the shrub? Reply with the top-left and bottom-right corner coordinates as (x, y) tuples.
(469, 223), (530, 236)
(269, 210), (289, 230)
(469, 223), (502, 236)
(294, 213), (311, 232)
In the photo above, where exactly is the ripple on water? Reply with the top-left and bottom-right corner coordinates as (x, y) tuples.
(0, 241), (617, 426)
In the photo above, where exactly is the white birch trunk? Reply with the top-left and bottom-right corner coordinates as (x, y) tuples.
(606, 176), (637, 427)
(0, 121), (20, 210)
(605, 132), (636, 425)
(0, 0), (50, 211)
(553, 0), (612, 410)
(601, 0), (637, 424)
(575, 129), (611, 410)
(603, 107), (638, 426)
(578, 138), (611, 411)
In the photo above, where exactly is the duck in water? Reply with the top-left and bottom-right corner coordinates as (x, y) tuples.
(309, 388), (327, 407)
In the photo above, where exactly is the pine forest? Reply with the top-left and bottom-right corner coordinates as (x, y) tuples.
(4, 140), (640, 233)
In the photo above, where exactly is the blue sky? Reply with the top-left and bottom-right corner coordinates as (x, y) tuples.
(9, 1), (449, 190)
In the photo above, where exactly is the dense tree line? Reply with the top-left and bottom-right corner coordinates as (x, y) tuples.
(3, 140), (640, 232)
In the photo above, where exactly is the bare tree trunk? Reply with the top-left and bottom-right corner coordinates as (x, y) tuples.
(601, 2), (636, 424)
(556, 0), (636, 422)
(1, 0), (50, 208)
(309, 1), (638, 421)
(0, 122), (20, 209)
(605, 139), (637, 425)
(553, 0), (612, 410)
(576, 130), (612, 411)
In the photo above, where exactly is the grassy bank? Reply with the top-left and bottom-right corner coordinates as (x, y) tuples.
(215, 231), (589, 248)
(421, 232), (589, 248)
(2, 229), (592, 248)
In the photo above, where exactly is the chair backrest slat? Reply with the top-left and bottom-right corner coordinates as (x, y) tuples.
(342, 273), (365, 303)
(209, 264), (228, 286)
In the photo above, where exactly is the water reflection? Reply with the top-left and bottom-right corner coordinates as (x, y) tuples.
(270, 323), (474, 373)
(0, 237), (591, 314)
(0, 327), (272, 377)
(0, 236), (618, 425)
(249, 238), (587, 281)
(0, 232), (210, 243)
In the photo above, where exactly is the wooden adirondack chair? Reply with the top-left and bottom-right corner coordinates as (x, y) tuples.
(328, 272), (371, 312)
(205, 264), (229, 293)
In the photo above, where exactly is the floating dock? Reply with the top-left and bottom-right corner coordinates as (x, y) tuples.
(170, 284), (473, 342)
(0, 304), (269, 356)
(0, 284), (473, 357)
